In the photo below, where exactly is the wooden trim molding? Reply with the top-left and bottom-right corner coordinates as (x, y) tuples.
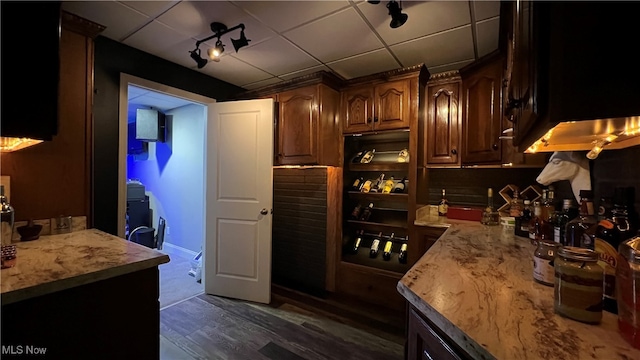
(62, 10), (105, 39)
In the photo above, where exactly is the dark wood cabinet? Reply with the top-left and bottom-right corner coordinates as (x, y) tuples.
(408, 306), (471, 360)
(425, 73), (461, 166)
(460, 52), (503, 165)
(343, 79), (411, 134)
(276, 84), (340, 166)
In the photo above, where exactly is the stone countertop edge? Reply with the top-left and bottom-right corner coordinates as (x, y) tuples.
(1, 229), (170, 305)
(398, 221), (640, 360)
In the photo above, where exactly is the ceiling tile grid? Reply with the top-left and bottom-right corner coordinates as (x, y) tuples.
(62, 1), (502, 89)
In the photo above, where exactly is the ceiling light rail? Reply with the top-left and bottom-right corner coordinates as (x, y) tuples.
(189, 22), (251, 69)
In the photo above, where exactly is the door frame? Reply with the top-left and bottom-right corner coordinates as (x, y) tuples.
(117, 73), (216, 246)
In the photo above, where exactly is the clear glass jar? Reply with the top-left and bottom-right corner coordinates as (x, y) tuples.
(617, 236), (640, 349)
(533, 240), (560, 286)
(554, 246), (604, 324)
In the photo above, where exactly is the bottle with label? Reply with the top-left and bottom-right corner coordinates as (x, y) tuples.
(529, 201), (548, 244)
(351, 150), (366, 163)
(370, 173), (385, 193)
(361, 179), (373, 193)
(515, 199), (533, 238)
(397, 148), (409, 163)
(564, 190), (597, 248)
(398, 237), (408, 264)
(382, 176), (395, 194)
(553, 199), (576, 244)
(481, 188), (499, 226)
(351, 230), (364, 254)
(351, 177), (364, 191)
(533, 240), (560, 286)
(370, 232), (382, 258)
(350, 204), (363, 220)
(544, 186), (557, 219)
(383, 232), (395, 260)
(438, 189), (449, 216)
(359, 202), (374, 222)
(360, 149), (376, 164)
(509, 189), (524, 217)
(0, 185), (15, 246)
(392, 177), (406, 193)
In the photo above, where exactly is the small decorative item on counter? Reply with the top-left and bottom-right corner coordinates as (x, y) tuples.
(17, 219), (43, 241)
(554, 246), (604, 324)
(533, 240), (560, 286)
(396, 148), (409, 163)
(1, 244), (17, 269)
(51, 215), (72, 235)
(438, 189), (449, 216)
(617, 235), (640, 349)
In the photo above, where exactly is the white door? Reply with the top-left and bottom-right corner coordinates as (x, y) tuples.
(204, 99), (274, 304)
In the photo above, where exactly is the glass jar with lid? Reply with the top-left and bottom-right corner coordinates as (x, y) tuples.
(533, 240), (560, 286)
(554, 246), (604, 324)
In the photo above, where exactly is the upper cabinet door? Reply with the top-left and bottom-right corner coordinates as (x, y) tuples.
(375, 79), (411, 131)
(277, 86), (319, 165)
(461, 55), (503, 164)
(426, 80), (461, 165)
(342, 86), (374, 134)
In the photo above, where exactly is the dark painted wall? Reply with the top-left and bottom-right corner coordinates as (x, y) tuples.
(93, 36), (245, 235)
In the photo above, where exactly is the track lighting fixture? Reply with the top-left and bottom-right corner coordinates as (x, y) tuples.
(369, 1), (408, 28)
(190, 22), (251, 68)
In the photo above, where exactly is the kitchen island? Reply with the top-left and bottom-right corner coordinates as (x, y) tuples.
(399, 217), (640, 359)
(1, 229), (169, 359)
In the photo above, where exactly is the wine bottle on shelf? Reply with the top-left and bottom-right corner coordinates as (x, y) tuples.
(361, 179), (373, 193)
(351, 150), (366, 163)
(359, 202), (374, 221)
(370, 232), (382, 258)
(351, 230), (363, 254)
(398, 236), (408, 264)
(392, 177), (406, 193)
(382, 176), (395, 194)
(383, 232), (395, 260)
(397, 148), (409, 163)
(370, 173), (385, 193)
(350, 204), (363, 219)
(438, 189), (449, 216)
(351, 177), (364, 191)
(360, 149), (376, 164)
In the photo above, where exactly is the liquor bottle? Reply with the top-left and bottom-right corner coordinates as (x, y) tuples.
(515, 199), (533, 238)
(545, 186), (557, 217)
(359, 202), (374, 222)
(509, 188), (524, 217)
(360, 149), (376, 163)
(383, 232), (395, 260)
(351, 150), (366, 163)
(438, 189), (449, 216)
(351, 230), (364, 254)
(598, 195), (613, 221)
(382, 176), (395, 194)
(564, 190), (597, 248)
(351, 177), (364, 191)
(361, 179), (373, 193)
(398, 237), (408, 264)
(0, 185), (15, 246)
(553, 199), (576, 244)
(370, 173), (385, 193)
(350, 204), (363, 219)
(370, 232), (382, 258)
(481, 188), (499, 225)
(392, 177), (406, 193)
(528, 201), (547, 244)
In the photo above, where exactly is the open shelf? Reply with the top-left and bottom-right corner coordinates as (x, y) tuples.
(347, 191), (409, 203)
(349, 163), (409, 172)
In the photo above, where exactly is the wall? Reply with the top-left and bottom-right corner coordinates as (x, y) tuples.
(93, 37), (244, 235)
(127, 104), (205, 253)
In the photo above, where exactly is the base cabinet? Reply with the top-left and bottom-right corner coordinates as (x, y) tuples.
(407, 306), (471, 360)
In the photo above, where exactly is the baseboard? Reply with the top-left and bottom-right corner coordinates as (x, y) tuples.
(160, 242), (199, 260)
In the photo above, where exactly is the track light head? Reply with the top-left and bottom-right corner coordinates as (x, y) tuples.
(209, 39), (225, 58)
(387, 1), (408, 28)
(189, 48), (208, 69)
(231, 30), (251, 52)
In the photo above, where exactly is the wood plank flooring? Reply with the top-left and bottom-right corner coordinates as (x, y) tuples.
(160, 294), (405, 360)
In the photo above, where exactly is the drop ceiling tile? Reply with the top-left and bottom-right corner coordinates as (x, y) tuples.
(200, 55), (272, 87)
(241, 77), (283, 90)
(284, 7), (383, 63)
(390, 26), (474, 69)
(234, 0), (350, 33)
(473, 1), (501, 21)
(123, 20), (188, 56)
(156, 0), (275, 43)
(327, 49), (400, 80)
(476, 17), (500, 58)
(230, 37), (321, 76)
(120, 1), (179, 18)
(152, 38), (202, 68)
(278, 65), (334, 81)
(357, 0), (471, 46)
(62, 1), (149, 41)
(428, 59), (475, 74)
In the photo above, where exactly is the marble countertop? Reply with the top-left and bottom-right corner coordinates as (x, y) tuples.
(1, 229), (170, 305)
(398, 220), (640, 360)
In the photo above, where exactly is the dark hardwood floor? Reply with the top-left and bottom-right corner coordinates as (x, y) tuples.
(160, 293), (405, 360)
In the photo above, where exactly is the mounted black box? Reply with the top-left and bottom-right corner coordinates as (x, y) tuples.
(136, 109), (166, 142)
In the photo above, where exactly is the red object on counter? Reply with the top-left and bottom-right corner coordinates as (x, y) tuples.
(446, 206), (483, 222)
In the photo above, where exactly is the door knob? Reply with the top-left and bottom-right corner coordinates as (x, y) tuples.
(451, 149), (457, 155)
(260, 208), (268, 215)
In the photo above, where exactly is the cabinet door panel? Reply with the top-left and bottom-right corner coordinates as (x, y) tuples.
(462, 59), (502, 164)
(375, 80), (411, 130)
(278, 87), (318, 164)
(408, 308), (463, 360)
(343, 86), (374, 134)
(427, 82), (460, 165)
